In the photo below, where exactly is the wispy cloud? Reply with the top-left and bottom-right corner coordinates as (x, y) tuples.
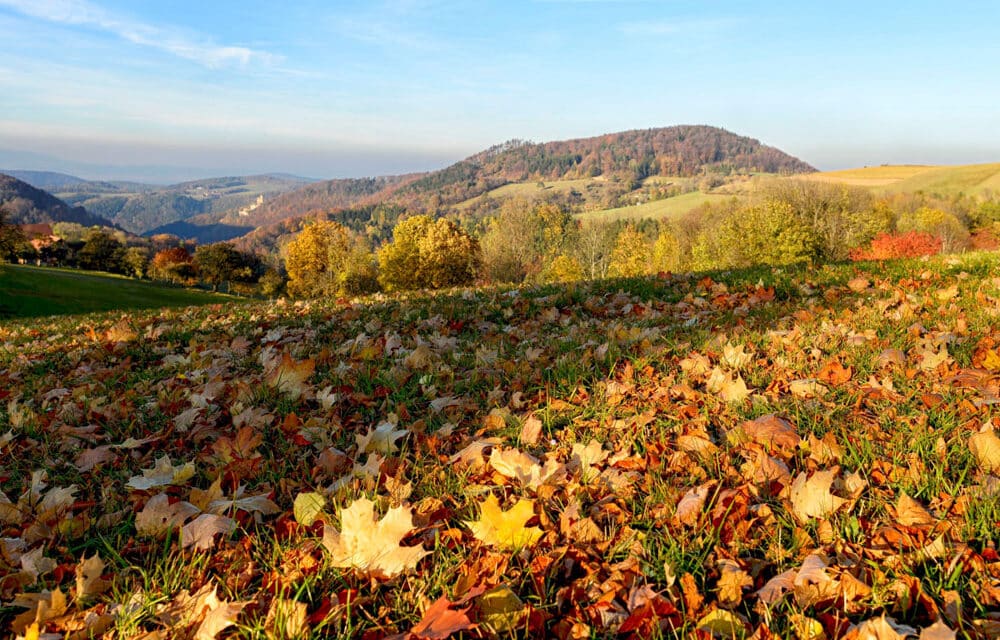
(0, 0), (282, 69)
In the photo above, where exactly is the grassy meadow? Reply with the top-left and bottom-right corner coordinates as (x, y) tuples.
(800, 162), (1000, 197)
(2, 251), (999, 638)
(0, 264), (236, 319)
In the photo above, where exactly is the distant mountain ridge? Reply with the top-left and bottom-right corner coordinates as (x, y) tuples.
(0, 173), (117, 228)
(0, 170), (88, 190)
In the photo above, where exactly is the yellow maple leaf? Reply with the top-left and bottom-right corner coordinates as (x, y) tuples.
(465, 494), (543, 550)
(789, 468), (848, 523)
(322, 498), (428, 579)
(266, 352), (315, 399)
(969, 425), (1000, 473)
(126, 455), (196, 491)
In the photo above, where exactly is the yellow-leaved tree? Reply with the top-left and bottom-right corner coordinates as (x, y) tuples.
(608, 225), (652, 277)
(285, 220), (378, 298)
(378, 215), (480, 291)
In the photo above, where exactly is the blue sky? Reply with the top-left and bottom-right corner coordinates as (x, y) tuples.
(1, 0), (999, 181)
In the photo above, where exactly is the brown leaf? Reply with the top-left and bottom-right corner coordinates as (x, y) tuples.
(519, 415), (543, 445)
(674, 482), (715, 526)
(919, 620), (956, 640)
(181, 514), (237, 551)
(411, 595), (477, 640)
(969, 424), (1000, 473)
(789, 468), (848, 522)
(717, 559), (753, 607)
(895, 493), (936, 527)
(74, 554), (109, 602)
(136, 494), (200, 537)
(734, 414), (801, 452)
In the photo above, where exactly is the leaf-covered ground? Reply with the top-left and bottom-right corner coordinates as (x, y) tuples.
(1, 254), (999, 639)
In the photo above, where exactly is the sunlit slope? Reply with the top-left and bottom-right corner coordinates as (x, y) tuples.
(801, 163), (1000, 196)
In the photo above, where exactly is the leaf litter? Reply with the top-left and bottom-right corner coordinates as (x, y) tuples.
(1, 257), (1000, 637)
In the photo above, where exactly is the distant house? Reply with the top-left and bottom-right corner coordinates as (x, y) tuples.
(20, 223), (64, 265)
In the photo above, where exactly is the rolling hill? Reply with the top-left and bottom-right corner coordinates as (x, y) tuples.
(800, 162), (1000, 197)
(214, 125), (814, 249)
(0, 173), (117, 228)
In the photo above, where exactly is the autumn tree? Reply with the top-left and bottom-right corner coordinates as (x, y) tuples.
(573, 220), (617, 280)
(651, 226), (683, 273)
(607, 225), (653, 277)
(151, 246), (195, 283)
(896, 206), (970, 252)
(378, 215), (480, 291)
(540, 254), (584, 283)
(692, 200), (816, 270)
(285, 219), (377, 298)
(122, 247), (151, 278)
(479, 200), (574, 284)
(0, 207), (26, 263)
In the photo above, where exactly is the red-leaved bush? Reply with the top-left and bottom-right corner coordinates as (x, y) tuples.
(850, 231), (942, 261)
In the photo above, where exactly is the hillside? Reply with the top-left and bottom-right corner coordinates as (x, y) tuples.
(801, 162), (1000, 197)
(0, 173), (117, 227)
(0, 169), (87, 189)
(54, 174), (314, 235)
(0, 264), (235, 318)
(219, 125), (812, 250)
(2, 253), (998, 638)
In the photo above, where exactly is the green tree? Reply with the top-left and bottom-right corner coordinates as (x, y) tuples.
(77, 230), (124, 272)
(194, 243), (258, 291)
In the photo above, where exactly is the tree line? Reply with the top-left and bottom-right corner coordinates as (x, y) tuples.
(5, 180), (999, 300)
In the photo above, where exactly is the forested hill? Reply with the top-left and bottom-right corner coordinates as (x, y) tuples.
(0, 173), (117, 228)
(227, 125), (813, 235)
(398, 125), (814, 205)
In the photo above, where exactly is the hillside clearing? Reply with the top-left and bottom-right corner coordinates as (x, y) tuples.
(575, 191), (731, 223)
(0, 264), (237, 318)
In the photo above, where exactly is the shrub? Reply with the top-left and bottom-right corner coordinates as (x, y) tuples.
(895, 207), (969, 252)
(849, 231), (942, 261)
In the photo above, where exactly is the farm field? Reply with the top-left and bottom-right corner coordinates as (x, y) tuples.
(0, 264), (236, 319)
(1, 253), (999, 638)
(801, 163), (1000, 197)
(575, 191), (731, 223)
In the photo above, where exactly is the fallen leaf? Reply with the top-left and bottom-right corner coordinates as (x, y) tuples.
(969, 425), (1000, 473)
(919, 620), (956, 640)
(181, 514), (237, 551)
(478, 585), (527, 633)
(322, 498), (429, 578)
(126, 455), (196, 491)
(519, 415), (543, 445)
(293, 492), (327, 526)
(266, 352), (315, 399)
(789, 468), (848, 522)
(74, 554), (109, 602)
(465, 494), (543, 550)
(697, 609), (747, 637)
(410, 594), (477, 640)
(895, 493), (936, 527)
(136, 494), (201, 536)
(357, 421), (408, 454)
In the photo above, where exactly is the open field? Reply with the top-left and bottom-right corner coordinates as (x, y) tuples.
(575, 191), (731, 223)
(2, 252), (999, 638)
(801, 163), (1000, 196)
(0, 264), (236, 319)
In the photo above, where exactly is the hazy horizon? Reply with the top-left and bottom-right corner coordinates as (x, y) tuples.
(2, 1), (999, 183)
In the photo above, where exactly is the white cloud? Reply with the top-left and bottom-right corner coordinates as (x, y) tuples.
(0, 0), (281, 69)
